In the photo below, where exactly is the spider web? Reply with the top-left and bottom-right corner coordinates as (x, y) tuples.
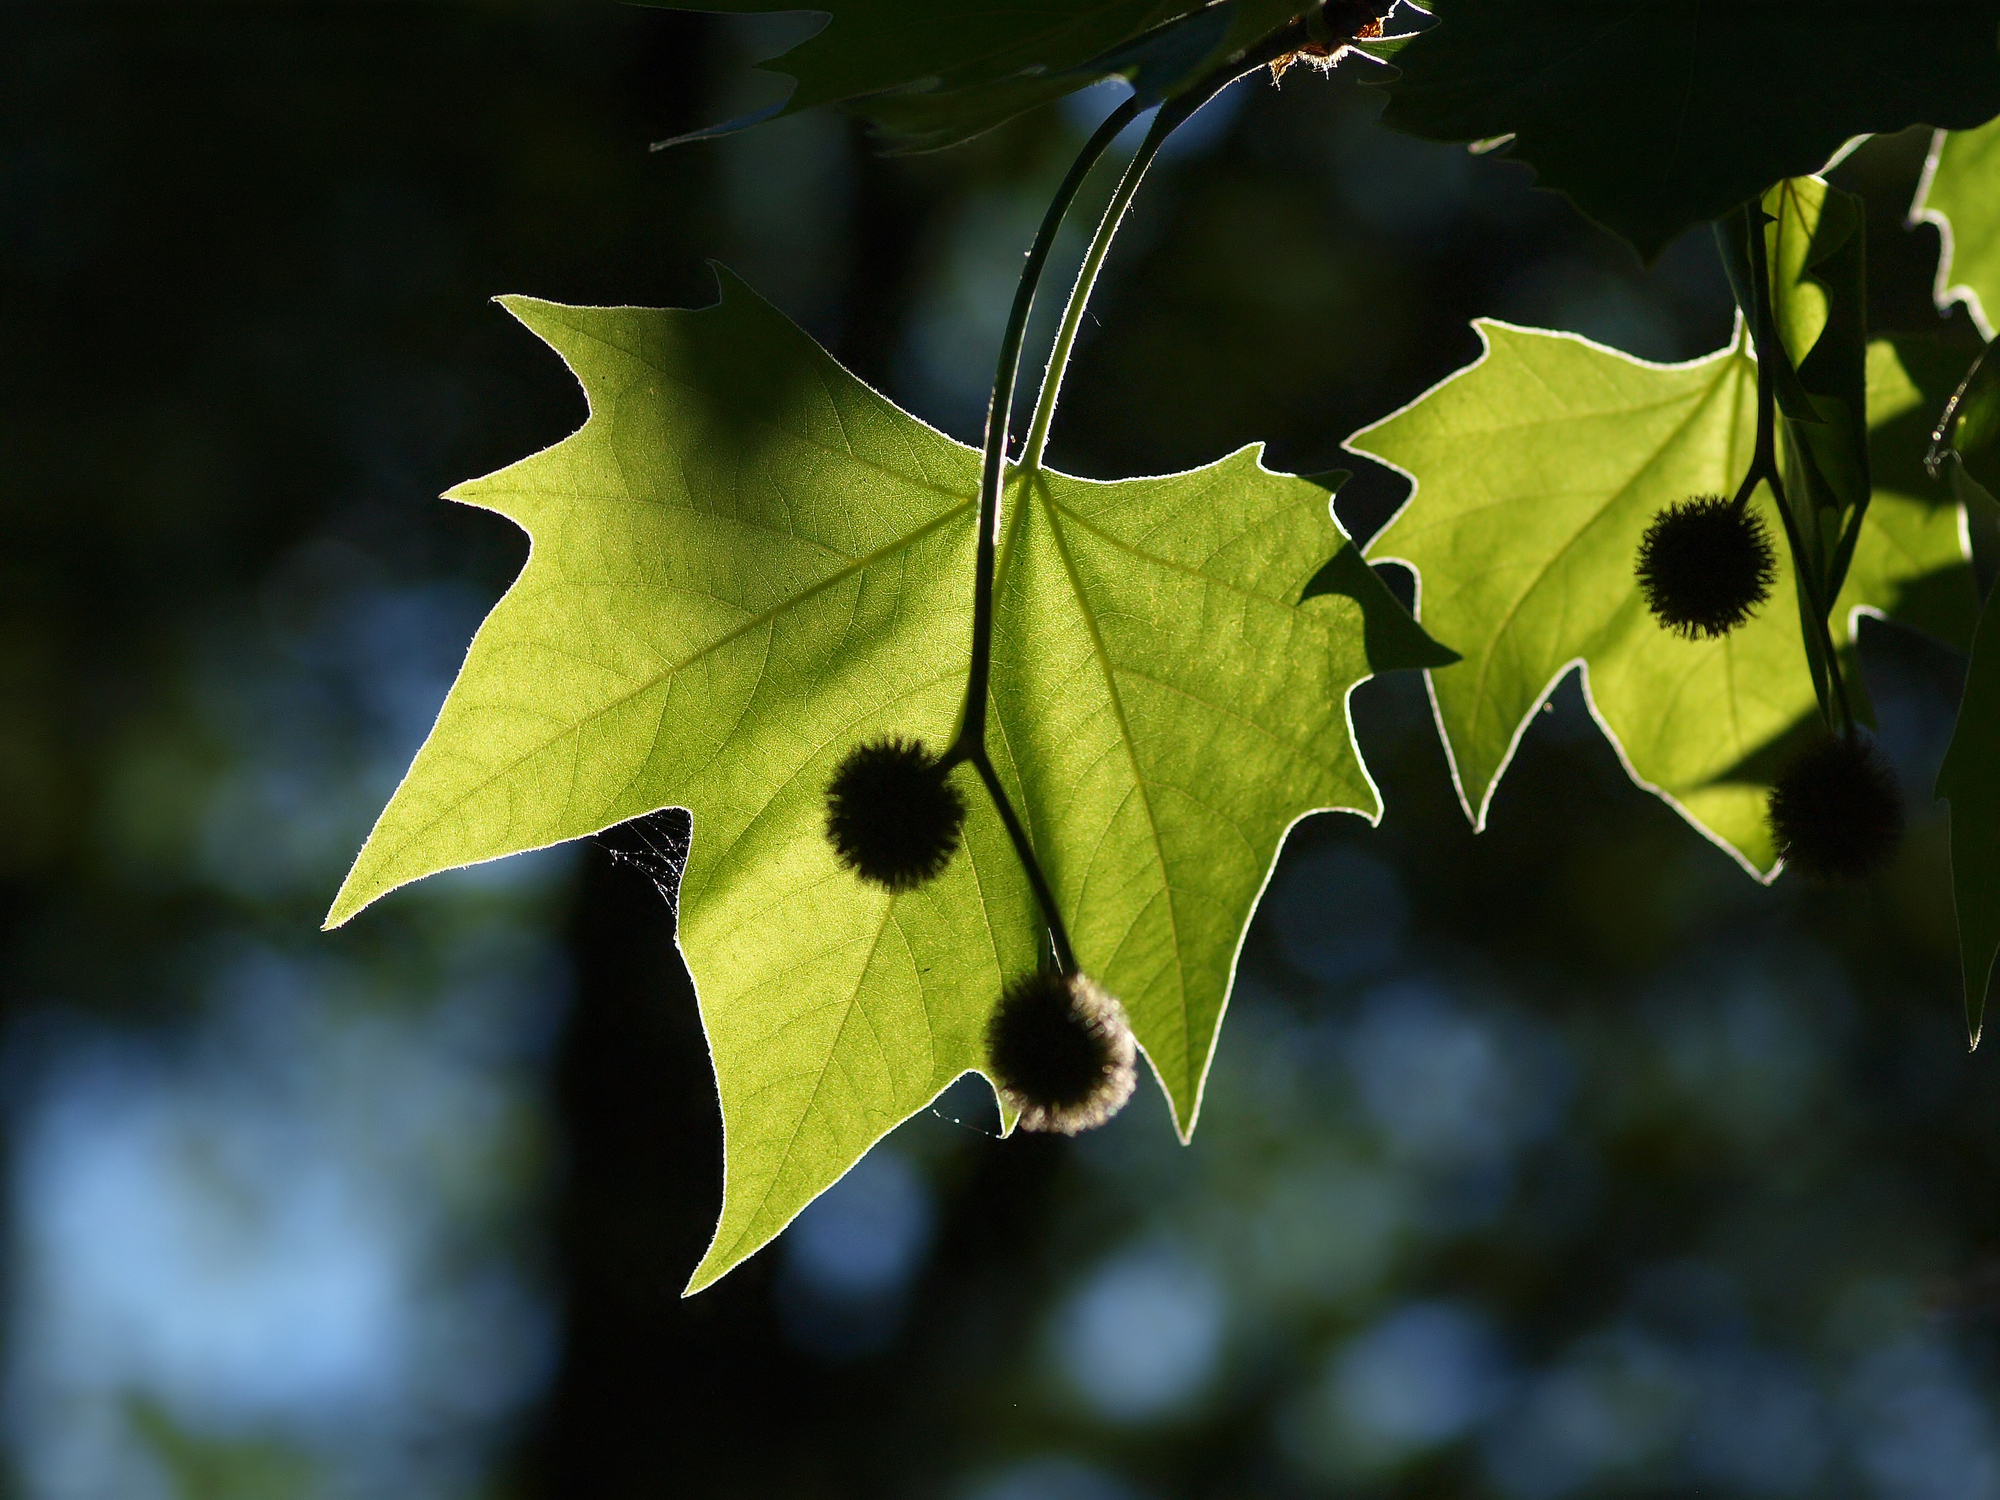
(595, 807), (692, 921)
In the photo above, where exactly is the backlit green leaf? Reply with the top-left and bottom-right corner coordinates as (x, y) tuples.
(1917, 116), (2000, 339)
(1869, 330), (1995, 631)
(1350, 323), (1976, 875)
(1765, 178), (1871, 579)
(1375, 0), (2000, 260)
(1761, 176), (1874, 721)
(325, 271), (1447, 1290)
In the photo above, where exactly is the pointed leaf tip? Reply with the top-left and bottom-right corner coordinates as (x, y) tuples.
(1355, 317), (1975, 869)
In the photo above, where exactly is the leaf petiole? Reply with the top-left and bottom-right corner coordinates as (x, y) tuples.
(948, 2), (1381, 967)
(949, 94), (1143, 766)
(940, 94), (1140, 974)
(1020, 106), (1172, 473)
(1732, 201), (1857, 737)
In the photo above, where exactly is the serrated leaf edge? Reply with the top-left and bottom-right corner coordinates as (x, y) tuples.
(1344, 314), (1802, 882)
(1015, 456), (1411, 1147)
(329, 273), (1433, 1290)
(1911, 127), (1998, 343)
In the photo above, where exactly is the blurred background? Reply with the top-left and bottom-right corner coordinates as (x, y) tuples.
(5, 4), (2000, 1497)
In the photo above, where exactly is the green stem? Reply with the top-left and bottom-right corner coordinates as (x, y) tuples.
(1021, 108), (1176, 473)
(955, 5), (1331, 764)
(945, 3), (1354, 972)
(937, 98), (1139, 979)
(1738, 201), (1855, 737)
(1022, 5), (1354, 471)
(947, 96), (1142, 766)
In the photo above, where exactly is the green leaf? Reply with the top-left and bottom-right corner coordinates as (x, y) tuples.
(1710, 180), (1874, 732)
(1923, 336), (2000, 601)
(1870, 330), (1995, 631)
(1349, 323), (1976, 875)
(1769, 177), (1874, 718)
(326, 271), (1447, 1291)
(654, 0), (1302, 151)
(1941, 589), (2000, 1046)
(1374, 0), (2000, 261)
(1709, 177), (1875, 629)
(1935, 337), (2000, 501)
(1916, 116), (2000, 339)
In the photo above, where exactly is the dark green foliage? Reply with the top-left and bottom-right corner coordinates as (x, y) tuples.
(649, 0), (1303, 150)
(1634, 495), (1776, 640)
(1376, 0), (2000, 258)
(824, 736), (967, 891)
(1769, 735), (1905, 882)
(986, 970), (1136, 1134)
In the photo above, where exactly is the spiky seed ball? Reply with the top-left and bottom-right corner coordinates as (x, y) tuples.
(824, 736), (966, 891)
(1768, 735), (1904, 882)
(986, 970), (1137, 1135)
(1635, 494), (1777, 639)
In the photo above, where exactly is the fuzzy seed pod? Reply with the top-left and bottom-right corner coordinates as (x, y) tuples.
(986, 970), (1137, 1135)
(824, 736), (966, 891)
(1635, 494), (1777, 640)
(1768, 735), (1904, 881)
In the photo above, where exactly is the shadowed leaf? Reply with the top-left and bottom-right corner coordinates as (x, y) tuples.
(652, 0), (1305, 150)
(1375, 0), (2000, 260)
